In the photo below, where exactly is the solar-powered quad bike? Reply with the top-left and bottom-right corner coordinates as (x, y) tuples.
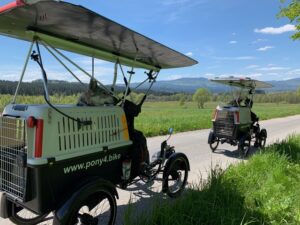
(0, 1), (197, 224)
(208, 77), (272, 157)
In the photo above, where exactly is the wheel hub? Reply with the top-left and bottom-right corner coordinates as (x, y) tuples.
(78, 213), (98, 225)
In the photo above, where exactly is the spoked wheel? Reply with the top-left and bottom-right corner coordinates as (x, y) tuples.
(65, 190), (117, 225)
(239, 137), (251, 157)
(9, 203), (48, 225)
(164, 157), (188, 198)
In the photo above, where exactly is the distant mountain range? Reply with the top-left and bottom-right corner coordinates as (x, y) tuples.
(0, 77), (299, 95)
(134, 77), (300, 93)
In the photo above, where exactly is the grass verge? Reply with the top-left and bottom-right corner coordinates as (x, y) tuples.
(124, 135), (300, 225)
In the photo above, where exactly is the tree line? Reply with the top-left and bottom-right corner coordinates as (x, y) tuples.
(147, 88), (300, 108)
(0, 80), (300, 107)
(0, 80), (87, 96)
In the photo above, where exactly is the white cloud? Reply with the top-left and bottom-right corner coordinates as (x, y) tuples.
(229, 41), (237, 44)
(286, 69), (300, 78)
(256, 46), (274, 51)
(214, 56), (256, 60)
(252, 39), (267, 44)
(203, 73), (215, 78)
(258, 66), (290, 71)
(246, 65), (259, 69)
(254, 24), (296, 35)
(283, 69), (300, 80)
(185, 52), (193, 57)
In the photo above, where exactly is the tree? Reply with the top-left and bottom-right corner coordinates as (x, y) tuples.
(298, 86), (300, 97)
(193, 88), (211, 109)
(179, 96), (186, 106)
(279, 0), (300, 40)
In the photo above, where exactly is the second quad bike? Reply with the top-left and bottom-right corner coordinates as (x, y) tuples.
(0, 1), (197, 224)
(208, 77), (272, 157)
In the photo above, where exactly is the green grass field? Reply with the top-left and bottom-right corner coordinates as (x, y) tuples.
(0, 95), (299, 137)
(135, 102), (300, 136)
(124, 135), (300, 225)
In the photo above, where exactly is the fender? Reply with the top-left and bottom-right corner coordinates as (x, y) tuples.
(162, 152), (190, 193)
(53, 178), (118, 225)
(208, 130), (214, 144)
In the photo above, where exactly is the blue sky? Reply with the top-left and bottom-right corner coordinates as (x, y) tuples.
(0, 0), (299, 84)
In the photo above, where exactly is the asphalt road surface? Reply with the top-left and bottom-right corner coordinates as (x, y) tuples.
(1, 115), (300, 225)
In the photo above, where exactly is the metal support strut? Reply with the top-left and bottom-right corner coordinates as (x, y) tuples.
(12, 41), (35, 104)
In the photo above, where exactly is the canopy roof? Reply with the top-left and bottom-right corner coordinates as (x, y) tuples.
(0, 0), (198, 71)
(210, 77), (273, 89)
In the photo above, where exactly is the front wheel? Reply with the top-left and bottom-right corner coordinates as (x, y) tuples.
(164, 156), (189, 198)
(54, 189), (117, 225)
(238, 136), (251, 157)
(258, 129), (267, 148)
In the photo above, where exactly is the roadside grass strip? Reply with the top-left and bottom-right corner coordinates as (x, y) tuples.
(124, 135), (300, 225)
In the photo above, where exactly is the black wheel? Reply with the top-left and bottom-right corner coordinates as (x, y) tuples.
(239, 137), (251, 157)
(208, 131), (219, 152)
(9, 203), (48, 225)
(209, 139), (219, 152)
(165, 157), (189, 198)
(258, 129), (267, 148)
(62, 189), (117, 225)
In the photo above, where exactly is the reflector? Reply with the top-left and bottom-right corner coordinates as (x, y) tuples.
(0, 0), (24, 14)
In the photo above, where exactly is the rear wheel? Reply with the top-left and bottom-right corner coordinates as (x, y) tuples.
(164, 157), (189, 198)
(9, 204), (48, 225)
(239, 137), (251, 157)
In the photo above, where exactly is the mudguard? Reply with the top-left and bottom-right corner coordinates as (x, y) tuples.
(208, 130), (214, 144)
(162, 152), (190, 193)
(53, 178), (118, 225)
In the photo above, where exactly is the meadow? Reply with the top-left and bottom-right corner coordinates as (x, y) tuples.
(135, 101), (300, 136)
(0, 94), (299, 136)
(124, 135), (300, 225)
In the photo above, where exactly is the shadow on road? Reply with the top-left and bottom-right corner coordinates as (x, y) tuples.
(116, 181), (169, 225)
(213, 146), (260, 159)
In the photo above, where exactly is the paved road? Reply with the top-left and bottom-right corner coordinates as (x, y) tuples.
(1, 115), (300, 224)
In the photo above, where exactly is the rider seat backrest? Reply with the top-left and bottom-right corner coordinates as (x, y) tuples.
(244, 98), (253, 108)
(123, 100), (141, 139)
